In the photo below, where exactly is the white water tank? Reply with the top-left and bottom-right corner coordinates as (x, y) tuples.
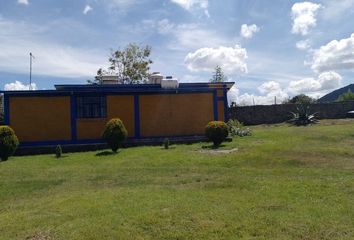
(161, 76), (179, 89)
(148, 72), (163, 84)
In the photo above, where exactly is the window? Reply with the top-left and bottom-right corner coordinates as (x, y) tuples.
(76, 96), (107, 119)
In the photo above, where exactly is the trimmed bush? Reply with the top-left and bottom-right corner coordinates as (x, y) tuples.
(55, 145), (62, 158)
(0, 126), (19, 161)
(164, 138), (170, 149)
(205, 121), (229, 147)
(102, 118), (128, 152)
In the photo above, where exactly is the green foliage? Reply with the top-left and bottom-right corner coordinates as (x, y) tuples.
(205, 121), (229, 147)
(337, 90), (354, 102)
(102, 118), (128, 152)
(0, 125), (19, 161)
(284, 94), (316, 104)
(0, 113), (4, 123)
(90, 43), (153, 84)
(288, 104), (319, 126)
(210, 65), (228, 83)
(2, 120), (354, 239)
(226, 119), (252, 137)
(163, 138), (170, 150)
(55, 145), (62, 158)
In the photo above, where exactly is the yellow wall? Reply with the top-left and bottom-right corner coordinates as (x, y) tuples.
(107, 96), (134, 137)
(140, 93), (214, 137)
(76, 95), (135, 140)
(218, 101), (225, 122)
(76, 118), (107, 140)
(9, 96), (71, 142)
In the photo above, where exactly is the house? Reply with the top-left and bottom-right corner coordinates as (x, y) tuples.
(0, 82), (233, 147)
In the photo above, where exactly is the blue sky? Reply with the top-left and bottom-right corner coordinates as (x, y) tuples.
(0, 0), (354, 104)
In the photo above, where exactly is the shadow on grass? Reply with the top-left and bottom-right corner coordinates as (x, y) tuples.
(161, 146), (177, 150)
(54, 155), (69, 159)
(201, 144), (226, 149)
(95, 150), (118, 157)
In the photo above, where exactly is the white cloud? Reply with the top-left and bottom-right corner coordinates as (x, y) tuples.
(291, 2), (321, 35)
(17, 0), (29, 5)
(228, 81), (289, 106)
(83, 5), (93, 15)
(0, 18), (106, 78)
(288, 71), (342, 94)
(296, 39), (311, 50)
(240, 24), (260, 39)
(311, 33), (354, 73)
(4, 81), (36, 91)
(170, 0), (209, 16)
(184, 45), (248, 74)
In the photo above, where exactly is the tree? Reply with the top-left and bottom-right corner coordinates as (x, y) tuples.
(0, 126), (19, 161)
(210, 65), (228, 83)
(337, 90), (354, 102)
(90, 43), (153, 84)
(283, 94), (316, 105)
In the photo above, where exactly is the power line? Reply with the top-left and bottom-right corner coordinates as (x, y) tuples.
(29, 52), (35, 90)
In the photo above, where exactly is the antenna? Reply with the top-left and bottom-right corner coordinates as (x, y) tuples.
(29, 52), (35, 90)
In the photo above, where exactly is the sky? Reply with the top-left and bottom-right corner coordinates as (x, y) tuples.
(0, 0), (354, 105)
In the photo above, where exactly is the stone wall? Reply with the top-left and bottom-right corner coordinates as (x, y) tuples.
(229, 101), (354, 125)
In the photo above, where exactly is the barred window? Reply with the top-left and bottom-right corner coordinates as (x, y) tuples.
(76, 96), (107, 119)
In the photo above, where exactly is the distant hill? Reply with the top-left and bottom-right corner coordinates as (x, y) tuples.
(318, 84), (354, 102)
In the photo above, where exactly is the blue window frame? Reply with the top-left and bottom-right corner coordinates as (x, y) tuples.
(76, 96), (107, 119)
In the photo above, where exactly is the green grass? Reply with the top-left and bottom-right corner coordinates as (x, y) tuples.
(1, 119), (354, 239)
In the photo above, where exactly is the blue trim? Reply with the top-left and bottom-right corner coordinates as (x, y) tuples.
(217, 96), (224, 101)
(54, 82), (235, 91)
(19, 134), (207, 147)
(20, 139), (105, 147)
(1, 88), (215, 96)
(4, 95), (10, 125)
(70, 94), (77, 141)
(223, 88), (229, 122)
(213, 90), (218, 121)
(134, 95), (141, 138)
(1, 91), (71, 96)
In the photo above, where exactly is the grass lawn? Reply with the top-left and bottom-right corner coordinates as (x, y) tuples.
(1, 119), (354, 239)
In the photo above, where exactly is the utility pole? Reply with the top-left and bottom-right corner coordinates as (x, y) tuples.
(29, 52), (34, 90)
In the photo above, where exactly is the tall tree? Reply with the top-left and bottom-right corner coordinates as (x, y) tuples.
(210, 65), (228, 83)
(283, 94), (316, 105)
(90, 43), (153, 84)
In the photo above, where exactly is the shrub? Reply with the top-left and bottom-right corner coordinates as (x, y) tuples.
(55, 145), (62, 158)
(0, 126), (19, 161)
(102, 118), (128, 152)
(205, 121), (229, 147)
(288, 104), (319, 126)
(164, 138), (170, 149)
(226, 119), (252, 137)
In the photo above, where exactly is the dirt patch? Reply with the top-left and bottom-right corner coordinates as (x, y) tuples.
(198, 148), (238, 154)
(26, 231), (53, 240)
